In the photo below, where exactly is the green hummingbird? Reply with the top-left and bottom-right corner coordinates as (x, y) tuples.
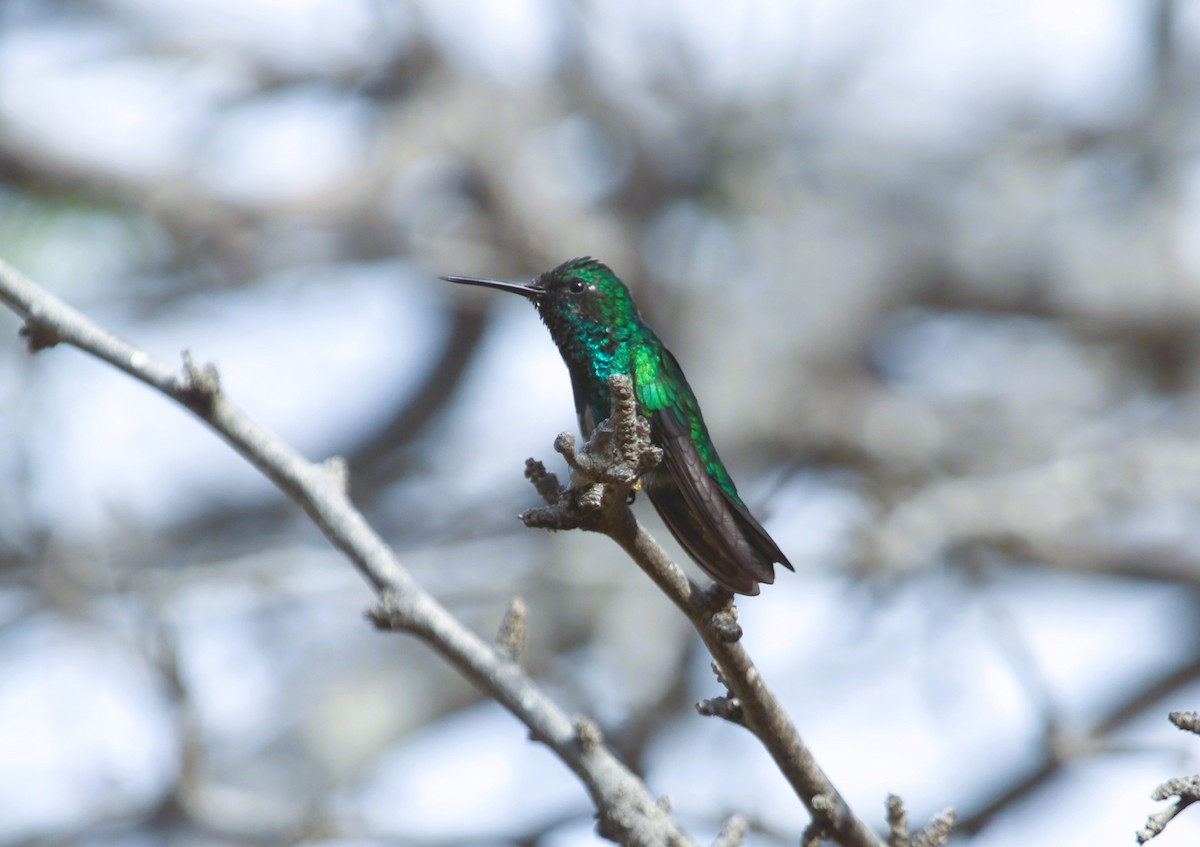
(443, 257), (792, 595)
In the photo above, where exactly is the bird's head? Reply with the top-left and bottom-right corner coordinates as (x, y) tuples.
(443, 257), (641, 352)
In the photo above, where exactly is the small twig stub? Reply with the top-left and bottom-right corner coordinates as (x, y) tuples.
(19, 316), (61, 351)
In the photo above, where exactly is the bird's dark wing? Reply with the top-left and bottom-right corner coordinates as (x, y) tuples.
(634, 344), (792, 595)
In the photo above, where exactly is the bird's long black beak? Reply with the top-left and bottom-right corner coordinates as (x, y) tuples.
(441, 274), (542, 299)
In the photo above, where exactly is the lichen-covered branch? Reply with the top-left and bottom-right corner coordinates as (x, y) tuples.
(1138, 711), (1200, 843)
(0, 257), (692, 847)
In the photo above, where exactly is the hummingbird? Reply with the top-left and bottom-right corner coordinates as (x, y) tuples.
(443, 257), (792, 595)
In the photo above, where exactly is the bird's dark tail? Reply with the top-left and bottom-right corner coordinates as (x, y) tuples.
(645, 410), (792, 595)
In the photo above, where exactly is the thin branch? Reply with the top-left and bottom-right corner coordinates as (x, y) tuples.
(520, 374), (926, 847)
(0, 257), (692, 847)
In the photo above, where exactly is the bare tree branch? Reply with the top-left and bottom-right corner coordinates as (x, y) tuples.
(0, 257), (692, 847)
(519, 373), (944, 847)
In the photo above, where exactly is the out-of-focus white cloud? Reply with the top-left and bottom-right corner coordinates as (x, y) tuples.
(0, 22), (243, 180)
(194, 87), (372, 207)
(0, 616), (177, 841)
(25, 262), (437, 538)
(350, 701), (588, 838)
(102, 0), (396, 74)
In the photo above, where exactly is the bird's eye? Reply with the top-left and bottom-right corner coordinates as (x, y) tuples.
(568, 279), (586, 294)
